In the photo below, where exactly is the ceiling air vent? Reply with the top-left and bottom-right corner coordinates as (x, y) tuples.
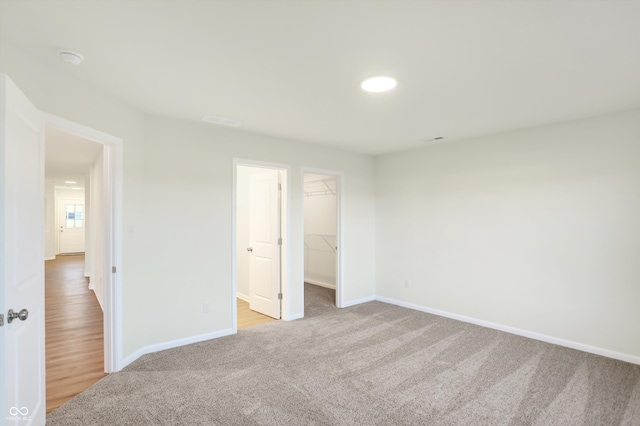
(424, 136), (444, 143)
(201, 115), (243, 128)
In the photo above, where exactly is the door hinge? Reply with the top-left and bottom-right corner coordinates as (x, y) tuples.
(278, 183), (282, 190)
(278, 238), (282, 245)
(278, 293), (283, 300)
(0, 313), (4, 327)
(112, 266), (117, 273)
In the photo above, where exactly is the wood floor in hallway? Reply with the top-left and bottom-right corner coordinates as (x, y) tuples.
(46, 255), (106, 413)
(237, 298), (277, 329)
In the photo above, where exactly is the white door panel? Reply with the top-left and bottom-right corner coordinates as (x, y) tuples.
(1, 74), (46, 425)
(58, 199), (85, 254)
(248, 170), (281, 319)
(253, 257), (274, 301)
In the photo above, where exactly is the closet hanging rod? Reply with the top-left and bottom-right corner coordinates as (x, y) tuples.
(304, 189), (335, 197)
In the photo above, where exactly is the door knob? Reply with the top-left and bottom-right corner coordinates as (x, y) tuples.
(7, 309), (28, 323)
(247, 247), (253, 252)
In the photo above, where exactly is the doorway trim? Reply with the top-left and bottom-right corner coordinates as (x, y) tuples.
(44, 112), (123, 373)
(301, 167), (344, 310)
(232, 158), (291, 333)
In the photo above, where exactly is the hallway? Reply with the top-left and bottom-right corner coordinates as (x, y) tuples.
(45, 255), (106, 412)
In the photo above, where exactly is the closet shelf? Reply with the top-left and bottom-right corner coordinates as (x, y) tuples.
(304, 177), (336, 197)
(304, 234), (337, 253)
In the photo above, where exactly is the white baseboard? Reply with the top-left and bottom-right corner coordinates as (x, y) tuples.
(92, 287), (104, 312)
(84, 272), (90, 278)
(44, 256), (56, 261)
(341, 295), (376, 308)
(121, 328), (234, 369)
(376, 296), (640, 366)
(304, 279), (336, 290)
(236, 292), (250, 303)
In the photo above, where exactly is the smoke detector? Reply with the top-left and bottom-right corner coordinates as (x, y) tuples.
(57, 50), (84, 65)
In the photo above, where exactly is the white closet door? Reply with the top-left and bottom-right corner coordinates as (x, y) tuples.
(248, 170), (281, 319)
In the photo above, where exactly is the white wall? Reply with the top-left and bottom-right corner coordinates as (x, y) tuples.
(0, 41), (376, 361)
(84, 175), (91, 277)
(44, 182), (56, 260)
(375, 108), (640, 360)
(89, 150), (105, 309)
(304, 173), (337, 287)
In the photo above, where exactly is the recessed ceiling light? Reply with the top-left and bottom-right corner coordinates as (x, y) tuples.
(201, 114), (242, 128)
(57, 50), (84, 65)
(64, 180), (77, 184)
(361, 76), (397, 93)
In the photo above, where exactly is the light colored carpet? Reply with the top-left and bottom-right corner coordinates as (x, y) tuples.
(47, 301), (640, 425)
(304, 282), (336, 317)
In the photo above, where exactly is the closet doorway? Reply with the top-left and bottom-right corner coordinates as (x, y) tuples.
(303, 171), (342, 316)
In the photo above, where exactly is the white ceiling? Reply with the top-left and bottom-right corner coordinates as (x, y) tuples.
(2, 1), (640, 155)
(45, 126), (103, 188)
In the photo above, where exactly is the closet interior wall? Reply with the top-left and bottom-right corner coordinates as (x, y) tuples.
(303, 174), (337, 288)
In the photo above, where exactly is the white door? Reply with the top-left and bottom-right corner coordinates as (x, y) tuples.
(248, 170), (281, 319)
(0, 75), (46, 425)
(58, 199), (85, 254)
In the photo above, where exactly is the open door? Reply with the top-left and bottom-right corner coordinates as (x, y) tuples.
(248, 170), (281, 319)
(0, 75), (46, 425)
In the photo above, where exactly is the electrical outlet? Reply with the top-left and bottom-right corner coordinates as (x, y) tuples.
(202, 302), (210, 313)
(404, 280), (410, 288)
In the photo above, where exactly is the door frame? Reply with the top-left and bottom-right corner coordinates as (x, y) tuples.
(301, 167), (344, 310)
(232, 158), (290, 333)
(44, 113), (123, 373)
